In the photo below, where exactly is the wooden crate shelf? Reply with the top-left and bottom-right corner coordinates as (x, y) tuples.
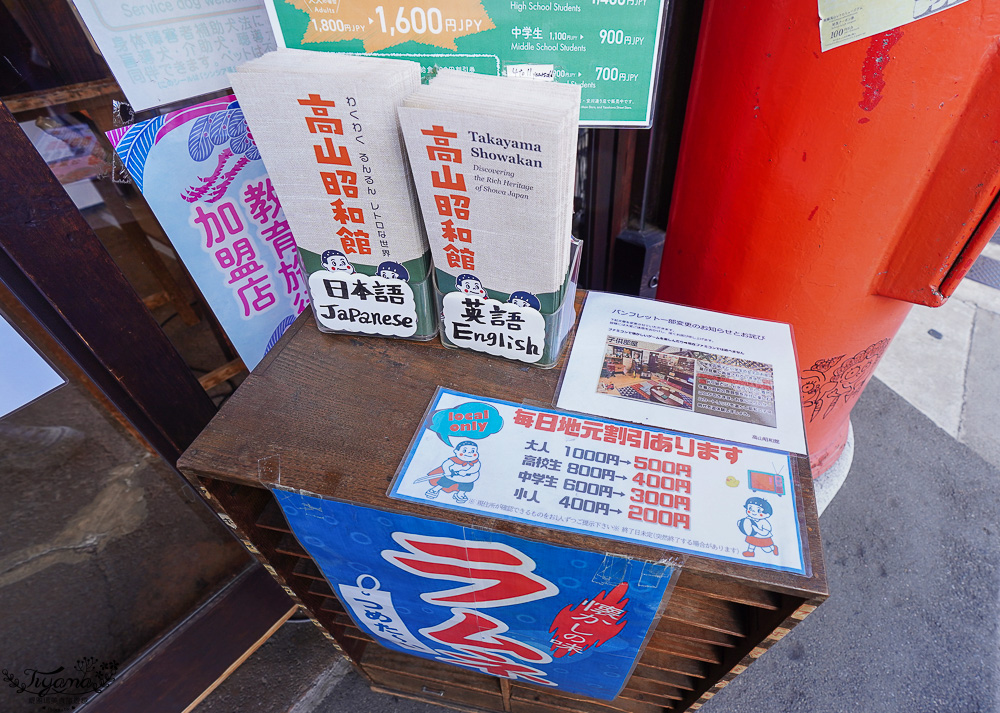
(179, 297), (827, 713)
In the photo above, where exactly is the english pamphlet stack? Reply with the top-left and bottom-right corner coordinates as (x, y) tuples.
(398, 70), (582, 366)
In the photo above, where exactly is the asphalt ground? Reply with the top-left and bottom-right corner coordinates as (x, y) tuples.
(698, 378), (1000, 713)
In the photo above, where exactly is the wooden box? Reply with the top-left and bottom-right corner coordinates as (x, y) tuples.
(178, 296), (827, 713)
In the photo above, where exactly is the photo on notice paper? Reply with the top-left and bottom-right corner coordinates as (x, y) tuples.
(595, 336), (777, 428)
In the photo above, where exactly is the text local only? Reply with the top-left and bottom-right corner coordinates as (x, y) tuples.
(449, 410), (489, 433)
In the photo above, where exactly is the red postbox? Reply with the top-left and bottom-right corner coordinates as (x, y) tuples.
(657, 0), (1000, 476)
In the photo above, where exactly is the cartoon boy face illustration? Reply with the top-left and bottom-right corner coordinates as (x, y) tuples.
(321, 249), (355, 274)
(456, 273), (486, 299)
(376, 261), (409, 281)
(421, 440), (482, 505)
(507, 291), (540, 310)
(738, 496), (778, 558)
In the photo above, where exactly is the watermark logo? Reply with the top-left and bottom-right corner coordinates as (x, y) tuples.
(3, 657), (117, 709)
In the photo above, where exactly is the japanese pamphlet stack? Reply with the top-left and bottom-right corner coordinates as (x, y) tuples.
(230, 50), (436, 340)
(398, 70), (583, 367)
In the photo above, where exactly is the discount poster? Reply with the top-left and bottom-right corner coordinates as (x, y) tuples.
(390, 388), (809, 576)
(262, 0), (668, 126)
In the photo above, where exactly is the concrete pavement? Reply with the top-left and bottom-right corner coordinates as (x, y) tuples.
(875, 237), (1000, 471)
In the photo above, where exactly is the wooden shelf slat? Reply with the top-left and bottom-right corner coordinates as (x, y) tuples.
(659, 590), (745, 637)
(198, 358), (248, 391)
(637, 647), (712, 676)
(511, 687), (666, 713)
(274, 533), (308, 558)
(370, 673), (504, 712)
(514, 700), (671, 713)
(643, 635), (720, 665)
(656, 620), (737, 648)
(292, 558), (325, 581)
(674, 571), (780, 610)
(308, 579), (337, 599)
(256, 499), (293, 533)
(363, 646), (503, 695)
(322, 601), (351, 619)
(626, 669), (694, 692)
(619, 688), (682, 705)
(622, 682), (682, 702)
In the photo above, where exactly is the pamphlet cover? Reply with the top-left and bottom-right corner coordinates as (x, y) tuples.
(397, 71), (580, 363)
(230, 51), (436, 339)
(399, 105), (575, 307)
(556, 293), (808, 456)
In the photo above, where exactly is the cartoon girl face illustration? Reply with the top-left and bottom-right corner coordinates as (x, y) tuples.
(322, 249), (355, 274)
(507, 291), (540, 310)
(376, 261), (409, 281)
(456, 273), (486, 298)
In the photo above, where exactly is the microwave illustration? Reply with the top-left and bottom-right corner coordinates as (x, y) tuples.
(748, 470), (784, 496)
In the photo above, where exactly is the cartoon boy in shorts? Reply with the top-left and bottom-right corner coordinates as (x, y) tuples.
(738, 496), (778, 557)
(424, 440), (481, 504)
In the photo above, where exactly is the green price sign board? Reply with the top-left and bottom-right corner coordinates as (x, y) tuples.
(263, 0), (667, 126)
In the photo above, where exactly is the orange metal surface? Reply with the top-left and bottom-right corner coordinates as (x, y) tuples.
(656, 0), (1000, 474)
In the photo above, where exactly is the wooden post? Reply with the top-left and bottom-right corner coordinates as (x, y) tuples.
(0, 99), (216, 462)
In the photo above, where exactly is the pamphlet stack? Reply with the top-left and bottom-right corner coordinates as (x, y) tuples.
(398, 70), (582, 366)
(230, 50), (436, 340)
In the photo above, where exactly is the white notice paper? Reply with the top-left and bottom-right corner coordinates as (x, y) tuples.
(0, 314), (65, 419)
(818, 0), (970, 52)
(71, 0), (277, 110)
(556, 293), (807, 455)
